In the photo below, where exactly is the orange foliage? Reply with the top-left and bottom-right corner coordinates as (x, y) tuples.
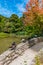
(23, 0), (43, 25)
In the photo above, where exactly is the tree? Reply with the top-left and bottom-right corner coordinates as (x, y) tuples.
(0, 14), (24, 33)
(0, 15), (8, 32)
(23, 0), (43, 25)
(23, 0), (43, 36)
(9, 14), (23, 33)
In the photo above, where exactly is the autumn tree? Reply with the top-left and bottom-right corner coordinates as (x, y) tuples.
(23, 0), (43, 36)
(23, 0), (43, 25)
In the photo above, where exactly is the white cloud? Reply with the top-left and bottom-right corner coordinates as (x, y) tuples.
(16, 4), (26, 12)
(16, 3), (26, 13)
(16, 0), (29, 14)
(24, 0), (29, 3)
(0, 0), (29, 17)
(15, 4), (26, 17)
(15, 1), (28, 17)
(0, 5), (15, 17)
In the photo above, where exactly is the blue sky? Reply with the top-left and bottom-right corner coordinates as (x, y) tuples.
(0, 0), (28, 17)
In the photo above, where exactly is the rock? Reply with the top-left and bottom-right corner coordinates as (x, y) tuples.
(21, 39), (26, 43)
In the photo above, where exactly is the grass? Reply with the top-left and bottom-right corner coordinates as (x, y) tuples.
(0, 36), (22, 54)
(0, 32), (9, 38)
(0, 32), (29, 54)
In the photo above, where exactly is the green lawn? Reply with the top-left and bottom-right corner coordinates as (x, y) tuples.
(0, 37), (22, 54)
(0, 33), (29, 54)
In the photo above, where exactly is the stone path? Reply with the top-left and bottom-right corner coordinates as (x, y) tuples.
(0, 41), (43, 65)
(0, 42), (29, 65)
(9, 42), (43, 65)
(9, 49), (37, 65)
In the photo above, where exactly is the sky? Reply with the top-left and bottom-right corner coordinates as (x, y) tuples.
(0, 0), (28, 17)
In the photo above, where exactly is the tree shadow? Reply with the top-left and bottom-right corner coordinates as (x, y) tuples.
(30, 42), (43, 52)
